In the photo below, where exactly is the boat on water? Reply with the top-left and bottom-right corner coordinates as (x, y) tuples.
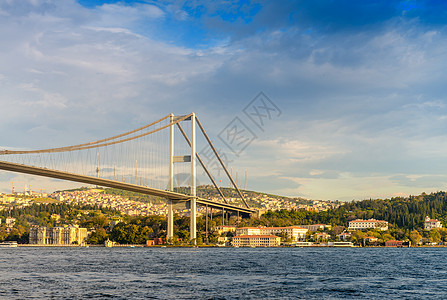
(0, 241), (18, 248)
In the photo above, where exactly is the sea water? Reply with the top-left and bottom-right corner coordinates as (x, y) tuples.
(1, 247), (446, 299)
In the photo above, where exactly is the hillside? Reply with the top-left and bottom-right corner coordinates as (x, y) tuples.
(2, 190), (447, 244)
(261, 191), (447, 231)
(100, 185), (311, 209)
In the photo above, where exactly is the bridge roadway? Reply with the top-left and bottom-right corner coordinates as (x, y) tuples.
(0, 160), (255, 216)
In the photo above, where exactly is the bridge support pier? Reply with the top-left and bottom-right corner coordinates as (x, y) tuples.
(190, 113), (197, 244)
(167, 113), (175, 242)
(166, 112), (197, 244)
(205, 205), (208, 242)
(167, 200), (174, 242)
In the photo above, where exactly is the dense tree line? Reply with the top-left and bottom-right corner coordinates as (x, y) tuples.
(0, 203), (119, 243)
(252, 192), (447, 231)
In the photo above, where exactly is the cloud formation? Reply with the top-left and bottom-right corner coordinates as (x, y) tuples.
(1, 0), (447, 200)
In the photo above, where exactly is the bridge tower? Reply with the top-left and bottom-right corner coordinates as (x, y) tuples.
(167, 113), (197, 244)
(167, 114), (175, 241)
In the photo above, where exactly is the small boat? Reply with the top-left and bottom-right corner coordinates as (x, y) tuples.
(0, 241), (18, 248)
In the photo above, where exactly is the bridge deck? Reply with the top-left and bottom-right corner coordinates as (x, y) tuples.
(0, 161), (255, 215)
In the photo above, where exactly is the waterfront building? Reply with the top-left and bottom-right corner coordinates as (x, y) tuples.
(385, 240), (403, 247)
(29, 226), (87, 245)
(348, 219), (388, 231)
(326, 241), (354, 247)
(235, 226), (308, 241)
(232, 235), (281, 247)
(0, 241), (18, 247)
(154, 238), (163, 245)
(105, 238), (115, 247)
(424, 216), (442, 230)
(294, 241), (314, 247)
(146, 238), (166, 246)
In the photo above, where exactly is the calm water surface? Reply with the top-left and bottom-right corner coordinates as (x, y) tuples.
(1, 247), (446, 299)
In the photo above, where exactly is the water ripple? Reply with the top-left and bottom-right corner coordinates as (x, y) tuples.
(1, 247), (447, 299)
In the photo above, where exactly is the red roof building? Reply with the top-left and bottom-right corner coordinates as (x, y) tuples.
(385, 240), (403, 247)
(424, 216), (442, 230)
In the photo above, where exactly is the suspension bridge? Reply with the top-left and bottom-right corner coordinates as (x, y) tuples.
(0, 113), (256, 243)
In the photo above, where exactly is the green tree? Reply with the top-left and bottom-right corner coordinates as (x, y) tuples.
(429, 229), (442, 244)
(87, 228), (108, 244)
(382, 233), (394, 242)
(410, 230), (422, 246)
(351, 230), (365, 244)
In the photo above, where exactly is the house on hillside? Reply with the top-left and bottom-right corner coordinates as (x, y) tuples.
(337, 232), (352, 242)
(424, 216), (442, 230)
(313, 232), (330, 241)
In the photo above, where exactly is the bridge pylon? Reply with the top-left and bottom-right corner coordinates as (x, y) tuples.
(167, 113), (197, 244)
(190, 112), (197, 243)
(167, 113), (175, 241)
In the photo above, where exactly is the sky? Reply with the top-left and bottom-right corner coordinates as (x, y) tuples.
(1, 0), (447, 201)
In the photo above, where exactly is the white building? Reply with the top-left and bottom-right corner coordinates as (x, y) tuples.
(232, 235), (281, 247)
(424, 216), (442, 230)
(337, 232), (352, 241)
(215, 225), (237, 235)
(29, 226), (88, 245)
(235, 226), (308, 241)
(5, 217), (16, 226)
(235, 227), (263, 236)
(296, 224), (331, 231)
(348, 219), (388, 231)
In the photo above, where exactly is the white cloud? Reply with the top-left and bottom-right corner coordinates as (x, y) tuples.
(88, 3), (165, 31)
(2, 1), (447, 201)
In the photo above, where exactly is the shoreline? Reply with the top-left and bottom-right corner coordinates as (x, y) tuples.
(13, 244), (447, 248)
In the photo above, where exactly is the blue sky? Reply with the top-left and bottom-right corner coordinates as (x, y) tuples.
(1, 0), (447, 201)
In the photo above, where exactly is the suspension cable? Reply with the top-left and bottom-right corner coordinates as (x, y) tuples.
(176, 122), (228, 204)
(0, 114), (191, 155)
(195, 116), (249, 208)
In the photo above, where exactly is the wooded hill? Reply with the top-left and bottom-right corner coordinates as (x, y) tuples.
(259, 191), (447, 231)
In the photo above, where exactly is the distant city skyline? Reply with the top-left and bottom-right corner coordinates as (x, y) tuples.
(2, 1), (447, 201)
